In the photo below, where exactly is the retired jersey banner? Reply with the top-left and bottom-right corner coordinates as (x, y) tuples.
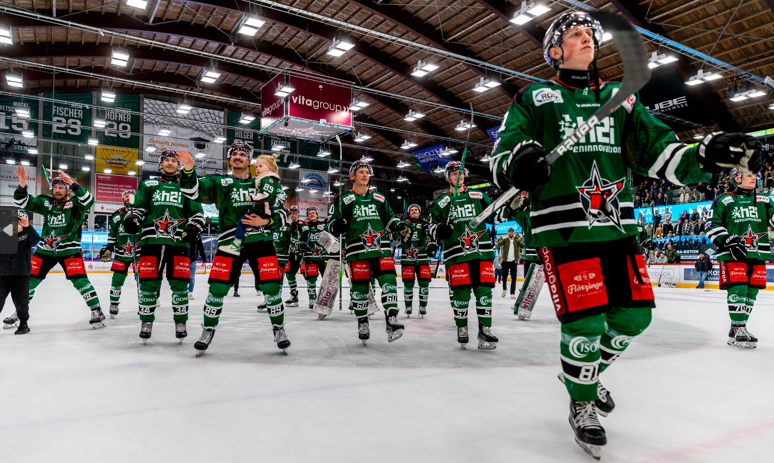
(43, 93), (92, 143)
(0, 96), (39, 152)
(96, 145), (139, 175)
(98, 94), (140, 148)
(94, 173), (138, 203)
(227, 109), (259, 153)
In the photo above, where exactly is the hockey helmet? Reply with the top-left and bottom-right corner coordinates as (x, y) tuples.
(728, 168), (760, 185)
(543, 11), (604, 69)
(349, 159), (373, 177)
(51, 176), (69, 190)
(407, 203), (422, 214)
(158, 149), (180, 166)
(227, 140), (252, 158)
(444, 161), (469, 182)
(121, 189), (136, 197)
(289, 205), (299, 214)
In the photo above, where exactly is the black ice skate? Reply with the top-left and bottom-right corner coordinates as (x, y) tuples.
(385, 311), (404, 343)
(457, 326), (469, 349)
(358, 318), (370, 346)
(3, 312), (19, 329)
(109, 303), (119, 319)
(256, 301), (267, 312)
(273, 326), (291, 353)
(405, 306), (413, 318)
(175, 323), (188, 342)
(557, 373), (615, 417)
(285, 292), (299, 307)
(477, 325), (498, 349)
(728, 324), (757, 349)
(194, 325), (215, 357)
(569, 399), (607, 460)
(14, 323), (30, 335)
(419, 306), (426, 318)
(349, 300), (354, 314)
(90, 308), (106, 329)
(139, 321), (153, 344)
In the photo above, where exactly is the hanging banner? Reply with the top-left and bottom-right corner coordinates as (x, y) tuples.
(94, 173), (138, 203)
(98, 94), (140, 148)
(638, 67), (712, 132)
(0, 96), (39, 152)
(0, 164), (38, 206)
(43, 93), (92, 143)
(296, 169), (329, 215)
(486, 126), (500, 142)
(143, 99), (225, 172)
(96, 145), (139, 175)
(227, 109), (259, 153)
(411, 144), (450, 174)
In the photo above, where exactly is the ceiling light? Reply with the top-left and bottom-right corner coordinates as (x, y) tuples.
(769, 103), (774, 110)
(128, 170), (137, 176)
(473, 77), (500, 93)
(0, 25), (12, 45)
(94, 118), (106, 128)
(354, 132), (371, 142)
(601, 32), (613, 42)
(5, 159), (15, 164)
(300, 178), (311, 183)
(390, 188), (395, 192)
(295, 187), (305, 192)
(176, 103), (192, 115)
(693, 134), (704, 140)
(28, 148), (38, 154)
(194, 152), (207, 158)
(455, 120), (476, 131)
(274, 84), (295, 98)
(327, 37), (354, 57)
(730, 89), (767, 102)
(350, 99), (369, 111)
(14, 107), (30, 118)
(201, 69), (221, 84)
(145, 145), (156, 152)
(135, 160), (145, 165)
(59, 163), (68, 169)
(326, 46), (345, 57)
(281, 185), (289, 190)
(404, 109), (425, 122)
(103, 167), (112, 173)
(271, 141), (285, 151)
(686, 69), (721, 86)
(748, 90), (767, 98)
(288, 162), (300, 169)
(309, 189), (318, 193)
(480, 155), (491, 162)
(85, 154), (95, 160)
(20, 160), (30, 166)
(21, 129), (33, 138)
(238, 16), (265, 36)
(510, 2), (549, 25)
(88, 138), (98, 146)
(111, 47), (129, 66)
(446, 147), (458, 154)
(362, 155), (374, 162)
(81, 166), (91, 171)
(401, 140), (418, 150)
(213, 136), (226, 143)
(397, 161), (410, 168)
(334, 181), (341, 187)
(239, 113), (256, 124)
(158, 127), (171, 136)
(101, 89), (116, 103)
(5, 73), (23, 88)
(327, 167), (338, 173)
(397, 175), (408, 182)
(318, 148), (331, 157)
(411, 60), (440, 77)
(433, 166), (444, 174)
(126, 0), (148, 9)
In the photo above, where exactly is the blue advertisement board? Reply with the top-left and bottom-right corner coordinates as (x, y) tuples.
(683, 267), (774, 283)
(411, 144), (451, 174)
(486, 126), (500, 142)
(634, 201), (713, 222)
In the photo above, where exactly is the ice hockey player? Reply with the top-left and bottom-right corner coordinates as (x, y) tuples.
(399, 204), (431, 318)
(9, 166), (106, 329)
(284, 205), (307, 307)
(124, 150), (204, 343)
(429, 161), (498, 349)
(99, 189), (138, 319)
(328, 159), (411, 344)
(177, 143), (290, 355)
(272, 213), (291, 304)
(706, 168), (772, 349)
(302, 206), (327, 309)
(489, 11), (762, 458)
(511, 192), (543, 320)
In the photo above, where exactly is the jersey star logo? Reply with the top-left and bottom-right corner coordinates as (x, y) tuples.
(360, 223), (386, 251)
(576, 161), (626, 231)
(153, 209), (186, 238)
(458, 227), (486, 254)
(741, 224), (767, 253)
(42, 231), (67, 250)
(404, 245), (420, 261)
(121, 241), (134, 255)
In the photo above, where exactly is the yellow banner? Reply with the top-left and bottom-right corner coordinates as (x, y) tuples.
(96, 145), (139, 175)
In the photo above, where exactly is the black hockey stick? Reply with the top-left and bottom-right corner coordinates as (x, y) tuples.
(470, 11), (652, 228)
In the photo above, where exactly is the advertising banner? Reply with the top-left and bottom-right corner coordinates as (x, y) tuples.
(227, 109), (259, 153)
(634, 201), (713, 222)
(93, 202), (124, 214)
(0, 95), (39, 151)
(486, 126), (500, 142)
(96, 145), (139, 175)
(97, 93), (140, 148)
(0, 164), (37, 206)
(43, 92), (92, 143)
(411, 144), (450, 174)
(639, 67), (712, 131)
(260, 73), (286, 134)
(296, 169), (329, 215)
(94, 173), (138, 203)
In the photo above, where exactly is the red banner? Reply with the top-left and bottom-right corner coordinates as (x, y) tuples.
(287, 75), (352, 126)
(94, 173), (138, 203)
(260, 73), (286, 131)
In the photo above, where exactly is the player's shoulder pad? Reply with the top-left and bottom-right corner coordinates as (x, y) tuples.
(468, 191), (483, 200)
(143, 179), (159, 187)
(756, 195), (770, 203)
(515, 82), (545, 105)
(373, 193), (385, 203)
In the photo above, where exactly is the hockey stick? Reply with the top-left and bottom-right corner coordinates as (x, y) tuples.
(335, 135), (343, 311)
(431, 102), (474, 279)
(470, 11), (651, 229)
(656, 260), (668, 287)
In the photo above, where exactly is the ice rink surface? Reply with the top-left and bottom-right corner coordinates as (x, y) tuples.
(1, 272), (773, 463)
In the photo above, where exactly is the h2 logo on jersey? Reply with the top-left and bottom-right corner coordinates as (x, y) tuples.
(560, 115), (615, 144)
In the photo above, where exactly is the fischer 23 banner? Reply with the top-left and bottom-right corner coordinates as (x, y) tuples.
(43, 93), (92, 143)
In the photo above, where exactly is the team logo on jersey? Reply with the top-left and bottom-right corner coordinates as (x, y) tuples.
(741, 224), (767, 253)
(360, 223), (387, 251)
(310, 245), (324, 257)
(576, 161), (626, 231)
(404, 245), (420, 261)
(153, 209), (186, 238)
(42, 231), (67, 251)
(533, 88), (564, 106)
(121, 241), (135, 255)
(458, 227), (487, 255)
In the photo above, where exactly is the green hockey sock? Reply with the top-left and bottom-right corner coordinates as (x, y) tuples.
(451, 287), (470, 327)
(138, 279), (161, 322)
(560, 314), (604, 402)
(474, 285), (493, 327)
(377, 274), (399, 316)
(351, 281), (370, 319)
(170, 278), (189, 323)
(403, 279), (415, 308)
(261, 281), (285, 328)
(110, 271), (129, 305)
(599, 307), (652, 373)
(418, 282), (429, 308)
(203, 282), (229, 327)
(727, 285), (750, 325)
(73, 278), (101, 310)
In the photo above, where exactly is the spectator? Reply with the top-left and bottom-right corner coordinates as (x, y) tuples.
(679, 187), (690, 204)
(637, 211), (646, 226)
(680, 219), (693, 236)
(663, 221), (674, 236)
(695, 252), (712, 289)
(704, 186), (714, 201)
(634, 195), (642, 209)
(495, 228), (522, 299)
(690, 188), (702, 203)
(494, 253), (503, 284)
(765, 165), (774, 190)
(650, 252), (667, 265)
(652, 210), (662, 228)
(645, 222), (653, 237)
(656, 193), (665, 206)
(665, 243), (678, 263)
(654, 225), (664, 239)
(690, 210), (700, 225)
(663, 210), (672, 224)
(0, 211), (40, 335)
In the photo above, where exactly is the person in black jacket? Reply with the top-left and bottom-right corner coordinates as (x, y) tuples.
(695, 253), (712, 289)
(0, 210), (40, 334)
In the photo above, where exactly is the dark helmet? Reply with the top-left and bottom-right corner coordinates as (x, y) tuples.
(349, 159), (373, 177)
(407, 203), (421, 214)
(444, 161), (469, 181)
(289, 205), (299, 214)
(306, 206), (318, 215)
(158, 149), (180, 165)
(543, 11), (604, 69)
(227, 141), (252, 158)
(121, 189), (135, 197)
(51, 176), (69, 190)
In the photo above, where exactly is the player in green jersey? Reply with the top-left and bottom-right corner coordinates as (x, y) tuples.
(329, 159), (412, 344)
(489, 11), (762, 455)
(272, 218), (291, 286)
(124, 150), (204, 343)
(11, 167), (106, 329)
(177, 143), (291, 355)
(301, 206), (327, 309)
(284, 205), (306, 307)
(398, 204), (431, 318)
(430, 161), (498, 349)
(99, 190), (138, 319)
(705, 168), (773, 349)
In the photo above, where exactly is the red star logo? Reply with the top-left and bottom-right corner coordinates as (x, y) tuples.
(741, 225), (767, 252)
(576, 161), (626, 231)
(360, 224), (386, 250)
(43, 231), (67, 250)
(405, 245), (420, 261)
(458, 227), (486, 254)
(122, 242), (134, 254)
(153, 209), (186, 237)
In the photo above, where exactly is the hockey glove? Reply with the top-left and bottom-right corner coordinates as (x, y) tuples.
(698, 132), (762, 174)
(298, 243), (311, 255)
(506, 193), (529, 215)
(721, 235), (747, 261)
(330, 218), (348, 236)
(435, 222), (454, 240)
(290, 221), (300, 235)
(396, 222), (412, 243)
(181, 222), (202, 243)
(99, 246), (113, 262)
(494, 140), (551, 191)
(123, 214), (142, 234)
(426, 242), (439, 258)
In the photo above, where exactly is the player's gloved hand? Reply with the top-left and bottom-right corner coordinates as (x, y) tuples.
(330, 218), (348, 235)
(505, 193), (529, 215)
(99, 245), (112, 262)
(181, 222), (202, 243)
(123, 214), (142, 234)
(698, 132), (762, 174)
(435, 222), (454, 240)
(426, 242), (439, 258)
(493, 140), (551, 191)
(396, 221), (412, 243)
(722, 235), (747, 261)
(290, 221), (299, 234)
(298, 243), (311, 254)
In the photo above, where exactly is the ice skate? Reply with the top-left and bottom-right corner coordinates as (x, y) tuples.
(569, 399), (606, 460)
(194, 325), (215, 357)
(358, 318), (370, 346)
(285, 292), (299, 307)
(219, 242), (241, 255)
(457, 326), (469, 349)
(405, 306), (412, 318)
(109, 303), (119, 319)
(477, 325), (498, 349)
(14, 323), (30, 335)
(3, 312), (19, 329)
(308, 299), (315, 310)
(89, 308), (106, 329)
(175, 323), (188, 342)
(256, 301), (267, 312)
(139, 321), (153, 344)
(385, 312), (404, 343)
(273, 326), (291, 353)
(556, 372), (615, 416)
(419, 306), (426, 318)
(233, 290), (240, 297)
(728, 324), (757, 349)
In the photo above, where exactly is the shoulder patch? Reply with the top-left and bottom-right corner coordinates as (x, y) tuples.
(756, 195), (770, 203)
(532, 88), (563, 106)
(721, 196), (734, 206)
(221, 178), (233, 186)
(373, 193), (385, 202)
(438, 195), (451, 209)
(145, 180), (158, 186)
(515, 82), (542, 105)
(469, 191), (483, 199)
(112, 215), (120, 223)
(611, 88), (637, 113)
(344, 195), (355, 205)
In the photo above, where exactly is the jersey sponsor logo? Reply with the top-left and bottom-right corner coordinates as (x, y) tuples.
(480, 296), (492, 305)
(480, 261), (495, 283)
(48, 213), (67, 228)
(401, 265), (415, 279)
(354, 204), (378, 219)
(611, 88), (637, 113)
(258, 256), (280, 280)
(64, 257), (86, 276)
(344, 195), (356, 205)
(419, 265), (432, 279)
(559, 115), (619, 154)
(559, 258), (608, 312)
(373, 193), (385, 202)
(469, 191), (483, 199)
(138, 256), (158, 279)
(43, 200), (51, 208)
(113, 215), (121, 224)
(721, 196), (734, 206)
(757, 195), (770, 203)
(568, 337), (599, 358)
(731, 206), (759, 221)
(63, 201), (73, 209)
(210, 256), (233, 280)
(533, 88), (564, 106)
(449, 263), (472, 286)
(361, 223), (387, 251)
(458, 226), (487, 255)
(351, 261), (371, 280)
(437, 196), (451, 209)
(151, 189), (183, 205)
(153, 209), (186, 238)
(172, 256), (190, 278)
(221, 178), (233, 186)
(145, 180), (159, 186)
(576, 161), (626, 231)
(31, 256), (42, 276)
(610, 334), (633, 349)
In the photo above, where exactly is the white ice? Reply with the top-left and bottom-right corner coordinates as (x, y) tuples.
(1, 272), (773, 463)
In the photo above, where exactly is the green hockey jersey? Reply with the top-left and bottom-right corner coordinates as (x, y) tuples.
(130, 176), (204, 248)
(180, 170), (287, 246)
(14, 183), (93, 257)
(400, 219), (431, 266)
(491, 80), (711, 248)
(328, 189), (399, 263)
(272, 225), (290, 264)
(429, 187), (495, 266)
(288, 219), (309, 257)
(706, 189), (774, 262)
(107, 207), (137, 262)
(304, 220), (327, 262)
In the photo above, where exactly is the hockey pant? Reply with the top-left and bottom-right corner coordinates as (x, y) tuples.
(402, 265), (431, 309)
(137, 244), (190, 323)
(109, 259), (137, 307)
(719, 259), (766, 326)
(29, 251), (101, 313)
(303, 260), (326, 303)
(446, 259), (496, 327)
(203, 240), (284, 329)
(559, 307), (652, 402)
(349, 258), (399, 322)
(285, 256), (301, 297)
